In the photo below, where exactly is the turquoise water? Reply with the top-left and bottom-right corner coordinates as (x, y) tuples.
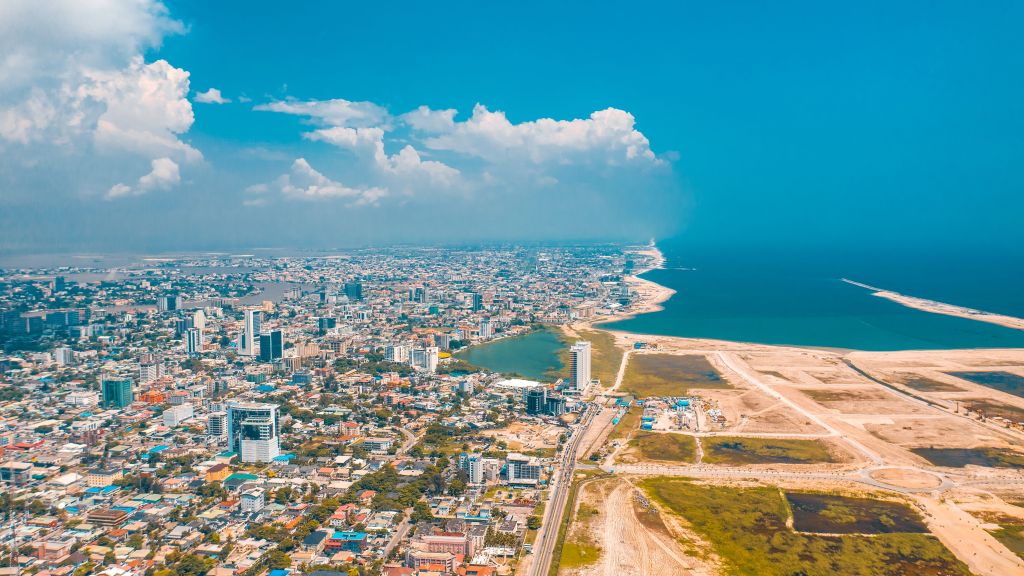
(603, 244), (1024, 351)
(455, 328), (564, 380)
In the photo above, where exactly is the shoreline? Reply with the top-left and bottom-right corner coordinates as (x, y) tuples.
(843, 278), (1024, 332)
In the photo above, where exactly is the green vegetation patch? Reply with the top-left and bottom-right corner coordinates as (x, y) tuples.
(549, 471), (607, 576)
(785, 492), (928, 534)
(621, 353), (730, 398)
(630, 431), (697, 463)
(989, 522), (1024, 560)
(702, 437), (841, 465)
(641, 478), (971, 576)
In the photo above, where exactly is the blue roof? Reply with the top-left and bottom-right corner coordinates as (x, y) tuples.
(330, 531), (367, 541)
(256, 384), (275, 392)
(269, 571), (290, 576)
(149, 445), (170, 453)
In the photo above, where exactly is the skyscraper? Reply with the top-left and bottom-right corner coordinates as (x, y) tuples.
(525, 387), (547, 415)
(569, 341), (592, 390)
(344, 280), (363, 301)
(185, 327), (203, 356)
(259, 330), (283, 362)
(470, 292), (483, 311)
(226, 402), (280, 462)
(479, 317), (493, 339)
(157, 295), (183, 312)
(101, 378), (133, 409)
(238, 310), (261, 356)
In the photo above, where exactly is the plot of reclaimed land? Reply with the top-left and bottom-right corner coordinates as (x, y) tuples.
(620, 430), (697, 464)
(947, 371), (1024, 398)
(960, 398), (1024, 423)
(621, 353), (731, 398)
(701, 436), (846, 465)
(641, 478), (972, 576)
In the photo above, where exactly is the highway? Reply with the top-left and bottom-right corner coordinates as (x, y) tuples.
(530, 403), (597, 576)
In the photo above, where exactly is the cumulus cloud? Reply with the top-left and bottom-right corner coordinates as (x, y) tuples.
(82, 57), (201, 162)
(194, 88), (229, 104)
(254, 98), (389, 128)
(422, 105), (660, 165)
(305, 125), (460, 190)
(273, 158), (388, 206)
(0, 0), (200, 198)
(106, 157), (180, 198)
(401, 105), (457, 133)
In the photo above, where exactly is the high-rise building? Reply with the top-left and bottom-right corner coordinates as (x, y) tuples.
(101, 378), (133, 409)
(385, 344), (411, 363)
(207, 411), (227, 440)
(470, 292), (483, 311)
(193, 309), (207, 331)
(52, 276), (66, 292)
(139, 360), (162, 383)
(238, 310), (261, 356)
(175, 317), (193, 337)
(318, 317), (337, 334)
(479, 317), (493, 339)
(185, 327), (203, 356)
(410, 346), (439, 372)
(259, 330), (283, 362)
(525, 388), (547, 415)
(569, 341), (592, 390)
(459, 453), (484, 484)
(344, 281), (363, 301)
(226, 402), (280, 462)
(157, 295), (183, 312)
(54, 346), (74, 366)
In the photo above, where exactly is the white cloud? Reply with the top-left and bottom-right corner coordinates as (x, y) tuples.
(195, 87), (229, 104)
(275, 158), (388, 206)
(254, 98), (389, 128)
(82, 57), (201, 162)
(401, 105), (457, 133)
(106, 157), (180, 198)
(305, 125), (460, 191)
(0, 0), (200, 198)
(423, 105), (660, 165)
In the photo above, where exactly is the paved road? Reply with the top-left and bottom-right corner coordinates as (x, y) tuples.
(531, 403), (597, 576)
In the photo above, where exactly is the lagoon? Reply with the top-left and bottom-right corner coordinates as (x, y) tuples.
(455, 327), (564, 381)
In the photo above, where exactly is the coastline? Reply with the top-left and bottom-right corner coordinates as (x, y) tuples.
(843, 278), (1024, 332)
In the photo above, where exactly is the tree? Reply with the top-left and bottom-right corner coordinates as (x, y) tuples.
(411, 501), (433, 524)
(266, 550), (291, 570)
(527, 516), (542, 530)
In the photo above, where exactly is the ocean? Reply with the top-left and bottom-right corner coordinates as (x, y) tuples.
(603, 241), (1024, 351)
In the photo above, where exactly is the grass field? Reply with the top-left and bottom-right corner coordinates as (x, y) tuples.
(621, 353), (731, 398)
(702, 437), (842, 465)
(641, 478), (971, 576)
(551, 327), (623, 386)
(629, 430), (697, 462)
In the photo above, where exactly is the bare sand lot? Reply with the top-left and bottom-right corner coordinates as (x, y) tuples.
(567, 326), (1024, 575)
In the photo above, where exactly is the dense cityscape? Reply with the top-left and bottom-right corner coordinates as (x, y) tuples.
(0, 245), (655, 576)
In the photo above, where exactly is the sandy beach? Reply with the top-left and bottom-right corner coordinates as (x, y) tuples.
(843, 278), (1024, 331)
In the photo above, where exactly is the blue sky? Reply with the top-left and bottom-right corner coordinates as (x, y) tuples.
(2, 1), (1022, 253)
